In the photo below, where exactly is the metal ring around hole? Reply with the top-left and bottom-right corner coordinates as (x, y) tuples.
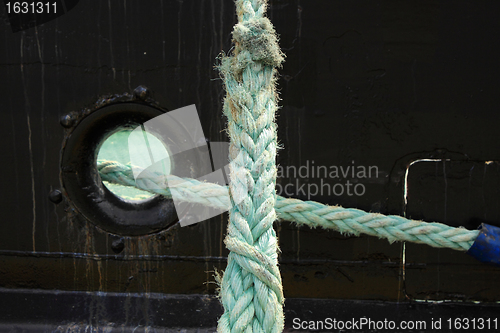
(60, 102), (190, 236)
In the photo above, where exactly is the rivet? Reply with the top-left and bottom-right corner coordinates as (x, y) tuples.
(133, 85), (150, 101)
(60, 112), (77, 128)
(48, 189), (63, 204)
(111, 238), (125, 254)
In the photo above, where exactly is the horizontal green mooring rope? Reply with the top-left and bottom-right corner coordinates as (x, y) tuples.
(97, 160), (479, 252)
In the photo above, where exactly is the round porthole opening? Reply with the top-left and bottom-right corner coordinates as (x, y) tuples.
(96, 127), (172, 202)
(61, 101), (184, 236)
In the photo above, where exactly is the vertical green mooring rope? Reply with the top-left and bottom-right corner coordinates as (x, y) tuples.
(217, 0), (285, 332)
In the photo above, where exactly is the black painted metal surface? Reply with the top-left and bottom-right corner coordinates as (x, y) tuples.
(1, 0), (500, 330)
(1, 287), (499, 332)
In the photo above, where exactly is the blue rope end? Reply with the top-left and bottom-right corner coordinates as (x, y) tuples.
(467, 223), (500, 267)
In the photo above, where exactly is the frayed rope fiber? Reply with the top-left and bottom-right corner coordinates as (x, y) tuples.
(98, 159), (479, 254)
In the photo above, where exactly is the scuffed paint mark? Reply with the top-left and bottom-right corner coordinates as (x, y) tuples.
(296, 227), (300, 261)
(108, 0), (115, 80)
(411, 58), (417, 109)
(442, 161), (448, 223)
(402, 158), (453, 302)
(160, 0), (165, 62)
(397, 242), (406, 302)
(404, 158), (450, 207)
(27, 113), (36, 253)
(203, 218), (212, 294)
(20, 33), (37, 252)
(34, 26), (46, 168)
(127, 70), (131, 91)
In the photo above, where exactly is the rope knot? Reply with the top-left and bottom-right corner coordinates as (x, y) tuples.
(232, 17), (285, 69)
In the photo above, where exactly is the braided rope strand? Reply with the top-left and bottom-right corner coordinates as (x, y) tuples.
(217, 0), (285, 331)
(98, 160), (479, 252)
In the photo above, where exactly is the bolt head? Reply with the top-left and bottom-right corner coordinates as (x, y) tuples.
(133, 86), (150, 101)
(49, 189), (63, 204)
(111, 238), (125, 254)
(60, 112), (77, 128)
